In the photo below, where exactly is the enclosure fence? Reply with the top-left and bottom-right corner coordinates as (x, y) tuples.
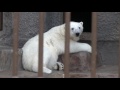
(0, 12), (120, 78)
(0, 12), (2, 31)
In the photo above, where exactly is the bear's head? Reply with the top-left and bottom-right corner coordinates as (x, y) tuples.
(69, 21), (84, 41)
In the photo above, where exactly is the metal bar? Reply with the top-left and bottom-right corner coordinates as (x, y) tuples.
(0, 12), (3, 31)
(91, 12), (97, 78)
(119, 27), (120, 78)
(38, 12), (45, 77)
(64, 12), (71, 78)
(12, 12), (19, 77)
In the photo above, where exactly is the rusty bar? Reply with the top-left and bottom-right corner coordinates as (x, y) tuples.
(12, 12), (19, 77)
(38, 12), (45, 77)
(64, 12), (71, 78)
(0, 12), (3, 31)
(91, 12), (97, 78)
(119, 27), (120, 78)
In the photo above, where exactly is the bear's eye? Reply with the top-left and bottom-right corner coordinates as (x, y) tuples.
(79, 27), (81, 29)
(71, 28), (74, 30)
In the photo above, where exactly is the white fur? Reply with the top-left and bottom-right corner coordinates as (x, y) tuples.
(22, 21), (92, 74)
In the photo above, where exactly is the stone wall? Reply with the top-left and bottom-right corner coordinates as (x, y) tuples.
(0, 12), (63, 48)
(97, 12), (120, 41)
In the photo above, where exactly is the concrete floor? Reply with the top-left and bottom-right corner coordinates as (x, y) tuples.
(0, 65), (118, 78)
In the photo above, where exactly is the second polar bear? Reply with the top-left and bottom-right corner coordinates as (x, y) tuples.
(22, 21), (92, 74)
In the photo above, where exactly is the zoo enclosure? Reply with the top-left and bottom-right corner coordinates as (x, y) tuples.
(0, 12), (120, 78)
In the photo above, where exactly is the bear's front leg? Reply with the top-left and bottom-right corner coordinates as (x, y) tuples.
(53, 62), (64, 71)
(70, 40), (92, 53)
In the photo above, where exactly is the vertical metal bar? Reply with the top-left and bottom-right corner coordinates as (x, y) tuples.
(119, 27), (120, 78)
(12, 12), (19, 77)
(91, 12), (97, 78)
(38, 12), (45, 77)
(0, 12), (3, 31)
(64, 12), (71, 78)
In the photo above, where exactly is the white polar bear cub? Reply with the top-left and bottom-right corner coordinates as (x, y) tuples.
(22, 21), (92, 74)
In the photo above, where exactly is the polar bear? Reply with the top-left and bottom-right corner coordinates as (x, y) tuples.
(22, 21), (92, 74)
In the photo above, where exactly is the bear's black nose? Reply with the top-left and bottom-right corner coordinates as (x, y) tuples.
(76, 33), (80, 37)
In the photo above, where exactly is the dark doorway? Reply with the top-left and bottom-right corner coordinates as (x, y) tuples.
(71, 12), (91, 32)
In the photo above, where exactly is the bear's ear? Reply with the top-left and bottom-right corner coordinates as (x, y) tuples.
(80, 22), (83, 26)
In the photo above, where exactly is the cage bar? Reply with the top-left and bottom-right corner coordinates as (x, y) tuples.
(38, 12), (45, 78)
(119, 27), (120, 78)
(64, 12), (71, 78)
(0, 12), (3, 31)
(12, 12), (19, 77)
(91, 12), (97, 78)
